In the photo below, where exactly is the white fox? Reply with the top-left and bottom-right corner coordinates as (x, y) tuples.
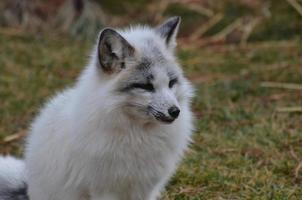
(0, 17), (194, 200)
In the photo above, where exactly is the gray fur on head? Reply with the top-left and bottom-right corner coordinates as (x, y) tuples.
(96, 16), (181, 75)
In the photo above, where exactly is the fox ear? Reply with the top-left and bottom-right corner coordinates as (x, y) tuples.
(97, 28), (135, 74)
(156, 16), (181, 49)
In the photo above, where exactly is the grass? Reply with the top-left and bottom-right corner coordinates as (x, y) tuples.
(0, 29), (302, 199)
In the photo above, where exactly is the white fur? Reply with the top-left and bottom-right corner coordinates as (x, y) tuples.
(0, 156), (26, 191)
(2, 23), (194, 200)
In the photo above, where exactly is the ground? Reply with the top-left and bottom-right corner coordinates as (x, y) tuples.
(0, 29), (302, 199)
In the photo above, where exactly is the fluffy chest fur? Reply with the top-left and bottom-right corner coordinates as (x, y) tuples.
(66, 88), (192, 192)
(77, 122), (188, 190)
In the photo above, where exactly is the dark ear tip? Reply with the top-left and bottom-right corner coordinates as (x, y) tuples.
(170, 16), (181, 24)
(174, 16), (181, 21)
(99, 28), (118, 37)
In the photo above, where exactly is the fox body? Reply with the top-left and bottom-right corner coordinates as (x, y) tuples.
(0, 17), (194, 200)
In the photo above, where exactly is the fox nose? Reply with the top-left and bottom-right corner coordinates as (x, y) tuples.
(168, 106), (180, 119)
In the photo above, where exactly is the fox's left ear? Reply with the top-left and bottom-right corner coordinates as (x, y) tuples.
(156, 16), (181, 50)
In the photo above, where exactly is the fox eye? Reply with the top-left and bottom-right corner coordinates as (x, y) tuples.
(169, 78), (178, 88)
(131, 83), (155, 92)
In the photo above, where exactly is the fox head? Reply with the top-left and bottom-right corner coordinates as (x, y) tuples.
(85, 17), (193, 125)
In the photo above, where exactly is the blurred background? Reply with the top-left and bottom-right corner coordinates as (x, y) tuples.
(0, 0), (302, 199)
(1, 0), (302, 42)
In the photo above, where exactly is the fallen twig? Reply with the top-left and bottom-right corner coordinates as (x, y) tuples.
(171, 0), (214, 17)
(290, 146), (300, 162)
(240, 17), (261, 46)
(276, 107), (302, 113)
(190, 13), (223, 41)
(3, 129), (27, 143)
(295, 163), (302, 179)
(211, 18), (243, 40)
(261, 82), (302, 90)
(286, 0), (302, 16)
(288, 146), (302, 179)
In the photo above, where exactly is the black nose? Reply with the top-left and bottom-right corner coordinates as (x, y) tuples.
(168, 106), (180, 119)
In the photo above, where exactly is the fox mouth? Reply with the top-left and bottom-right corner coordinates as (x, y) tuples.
(154, 115), (175, 123)
(148, 107), (175, 124)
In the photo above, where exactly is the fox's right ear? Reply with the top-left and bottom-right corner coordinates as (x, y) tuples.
(97, 28), (135, 74)
(156, 16), (181, 50)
